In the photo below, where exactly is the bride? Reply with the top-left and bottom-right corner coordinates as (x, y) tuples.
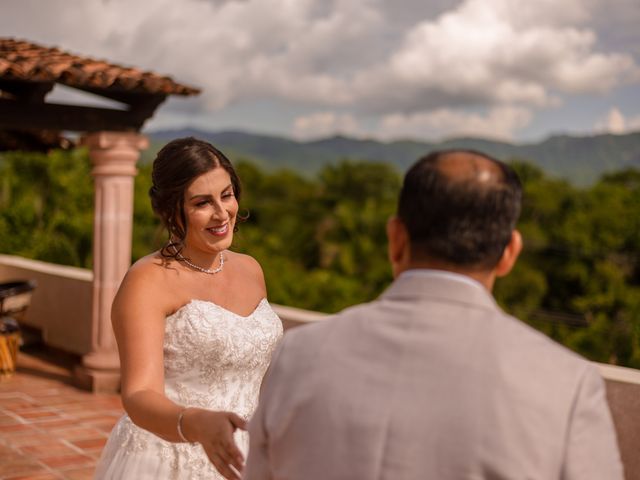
(94, 137), (283, 480)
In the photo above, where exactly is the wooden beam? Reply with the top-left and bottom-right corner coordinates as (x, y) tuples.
(0, 129), (70, 152)
(0, 80), (54, 103)
(0, 99), (148, 132)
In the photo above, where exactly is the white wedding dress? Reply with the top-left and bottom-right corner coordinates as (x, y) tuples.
(94, 298), (283, 479)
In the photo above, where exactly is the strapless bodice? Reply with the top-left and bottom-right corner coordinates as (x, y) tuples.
(163, 298), (283, 418)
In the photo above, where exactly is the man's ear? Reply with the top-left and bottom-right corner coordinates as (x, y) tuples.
(495, 230), (523, 278)
(387, 216), (409, 277)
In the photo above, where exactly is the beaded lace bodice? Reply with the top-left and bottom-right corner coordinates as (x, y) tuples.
(162, 298), (282, 414)
(96, 298), (282, 479)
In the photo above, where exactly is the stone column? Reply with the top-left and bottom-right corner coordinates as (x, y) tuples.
(74, 131), (148, 393)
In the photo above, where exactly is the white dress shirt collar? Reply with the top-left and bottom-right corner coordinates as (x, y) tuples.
(398, 268), (487, 292)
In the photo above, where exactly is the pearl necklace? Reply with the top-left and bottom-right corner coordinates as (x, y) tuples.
(177, 251), (225, 275)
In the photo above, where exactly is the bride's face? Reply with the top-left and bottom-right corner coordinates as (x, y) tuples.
(182, 167), (238, 256)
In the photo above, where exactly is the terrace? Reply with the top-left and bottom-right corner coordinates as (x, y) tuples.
(0, 255), (324, 480)
(1, 254), (640, 479)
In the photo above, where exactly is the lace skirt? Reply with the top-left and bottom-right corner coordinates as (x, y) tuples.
(94, 415), (248, 480)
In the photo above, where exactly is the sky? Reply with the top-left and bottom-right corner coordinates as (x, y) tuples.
(2, 0), (640, 143)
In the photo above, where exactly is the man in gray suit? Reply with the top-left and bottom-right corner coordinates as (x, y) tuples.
(244, 150), (623, 479)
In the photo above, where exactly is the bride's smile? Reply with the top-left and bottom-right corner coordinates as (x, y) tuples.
(206, 223), (229, 236)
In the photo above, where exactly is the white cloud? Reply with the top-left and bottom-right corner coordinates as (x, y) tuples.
(595, 107), (640, 134)
(2, 0), (640, 140)
(3, 0), (637, 113)
(1, 0), (379, 110)
(292, 112), (362, 140)
(351, 0), (639, 114)
(378, 106), (533, 141)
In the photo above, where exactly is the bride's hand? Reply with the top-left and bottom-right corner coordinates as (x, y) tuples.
(182, 408), (248, 480)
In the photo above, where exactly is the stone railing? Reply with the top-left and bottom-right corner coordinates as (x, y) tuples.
(597, 363), (640, 479)
(271, 303), (328, 329)
(0, 254), (327, 355)
(0, 254), (93, 356)
(0, 254), (637, 478)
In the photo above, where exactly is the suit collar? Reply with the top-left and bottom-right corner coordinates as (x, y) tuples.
(380, 269), (499, 311)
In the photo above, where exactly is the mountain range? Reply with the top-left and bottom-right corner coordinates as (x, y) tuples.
(144, 128), (640, 185)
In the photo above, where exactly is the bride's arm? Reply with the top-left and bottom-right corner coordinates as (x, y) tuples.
(112, 259), (246, 479)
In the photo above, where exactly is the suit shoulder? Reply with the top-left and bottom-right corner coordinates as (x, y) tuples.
(498, 310), (595, 376)
(280, 300), (377, 351)
(281, 313), (337, 349)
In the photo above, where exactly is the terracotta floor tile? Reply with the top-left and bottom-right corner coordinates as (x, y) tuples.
(0, 402), (38, 411)
(3, 474), (62, 480)
(0, 471), (57, 479)
(19, 442), (79, 458)
(15, 411), (61, 421)
(0, 393), (31, 402)
(32, 398), (80, 408)
(0, 423), (36, 434)
(47, 428), (106, 441)
(77, 410), (120, 419)
(83, 452), (102, 461)
(24, 389), (65, 397)
(38, 455), (93, 469)
(51, 406), (94, 415)
(66, 438), (105, 451)
(0, 446), (46, 475)
(91, 423), (116, 434)
(0, 444), (22, 462)
(58, 466), (95, 480)
(3, 433), (58, 447)
(0, 414), (21, 426)
(0, 354), (123, 479)
(77, 420), (117, 432)
(32, 420), (78, 431)
(0, 462), (48, 477)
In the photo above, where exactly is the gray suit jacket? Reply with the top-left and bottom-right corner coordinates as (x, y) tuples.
(245, 271), (623, 479)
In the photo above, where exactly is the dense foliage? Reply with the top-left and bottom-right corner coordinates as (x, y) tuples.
(1, 149), (639, 367)
(0, 149), (93, 267)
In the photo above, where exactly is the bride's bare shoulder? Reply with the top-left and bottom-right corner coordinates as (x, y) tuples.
(116, 252), (182, 306)
(128, 251), (175, 276)
(226, 251), (264, 278)
(112, 253), (185, 328)
(226, 251), (266, 299)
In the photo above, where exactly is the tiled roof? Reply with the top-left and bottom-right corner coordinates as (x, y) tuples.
(0, 38), (200, 96)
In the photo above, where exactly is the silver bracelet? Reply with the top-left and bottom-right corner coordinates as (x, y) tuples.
(177, 408), (193, 443)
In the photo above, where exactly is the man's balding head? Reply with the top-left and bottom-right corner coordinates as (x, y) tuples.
(397, 149), (522, 270)
(432, 151), (506, 183)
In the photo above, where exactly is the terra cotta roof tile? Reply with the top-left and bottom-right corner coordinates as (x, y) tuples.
(0, 38), (199, 96)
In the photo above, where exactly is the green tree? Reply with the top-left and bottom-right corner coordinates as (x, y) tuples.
(0, 149), (93, 267)
(2, 148), (640, 368)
